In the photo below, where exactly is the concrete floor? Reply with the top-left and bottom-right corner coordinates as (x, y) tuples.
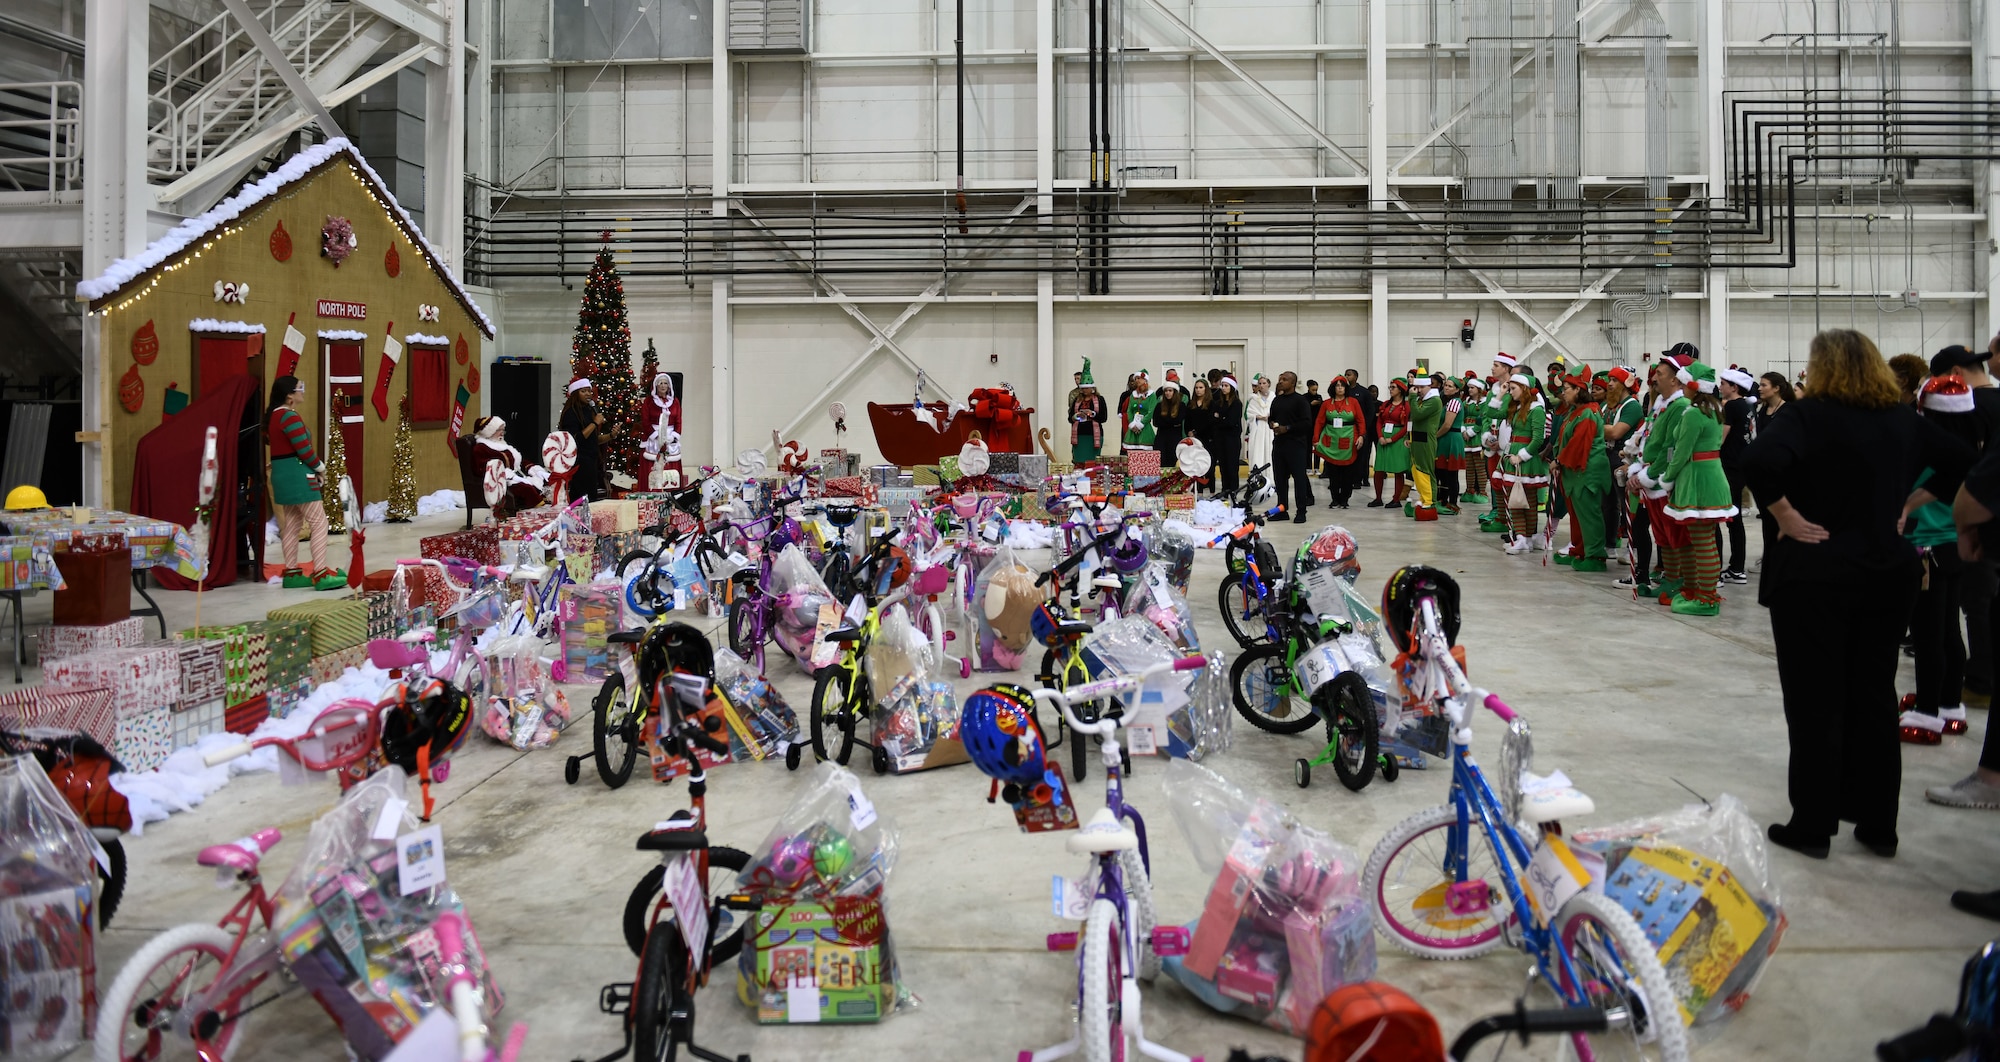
(54, 501), (2000, 1061)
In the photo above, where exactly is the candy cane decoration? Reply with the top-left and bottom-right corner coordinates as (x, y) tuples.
(483, 459), (509, 509)
(543, 431), (578, 504)
(772, 429), (809, 476)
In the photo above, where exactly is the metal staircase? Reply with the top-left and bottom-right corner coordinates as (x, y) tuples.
(0, 250), (83, 375)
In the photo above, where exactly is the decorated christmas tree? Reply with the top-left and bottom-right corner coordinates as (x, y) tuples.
(386, 396), (417, 522)
(639, 336), (659, 394)
(569, 235), (641, 479)
(320, 421), (349, 534)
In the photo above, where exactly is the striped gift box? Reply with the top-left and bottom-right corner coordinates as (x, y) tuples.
(174, 640), (227, 709)
(225, 694), (269, 735)
(39, 617), (146, 662)
(172, 698), (225, 749)
(115, 705), (173, 772)
(0, 685), (118, 747)
(240, 621), (271, 703)
(45, 644), (180, 709)
(267, 599), (369, 657)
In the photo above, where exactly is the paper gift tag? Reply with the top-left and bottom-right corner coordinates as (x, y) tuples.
(1052, 870), (1096, 920)
(371, 796), (411, 842)
(396, 824), (447, 896)
(1523, 834), (1604, 926)
(848, 789), (878, 831)
(786, 980), (822, 1023)
(663, 855), (709, 964)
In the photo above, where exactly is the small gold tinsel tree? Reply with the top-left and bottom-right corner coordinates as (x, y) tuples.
(320, 422), (349, 534)
(386, 396), (417, 522)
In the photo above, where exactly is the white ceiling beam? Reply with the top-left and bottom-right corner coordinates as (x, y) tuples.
(216, 0), (343, 139)
(348, 0), (447, 49)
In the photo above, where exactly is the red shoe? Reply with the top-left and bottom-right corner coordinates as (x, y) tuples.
(1900, 693), (1917, 713)
(1942, 706), (1970, 735)
(1899, 710), (1945, 745)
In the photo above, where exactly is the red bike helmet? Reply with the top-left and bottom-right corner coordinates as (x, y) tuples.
(1305, 982), (1444, 1062)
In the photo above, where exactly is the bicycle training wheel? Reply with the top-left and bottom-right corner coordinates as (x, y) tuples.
(1217, 572), (1267, 648)
(1363, 804), (1515, 960)
(1229, 642), (1320, 734)
(622, 846), (753, 960)
(727, 591), (764, 660)
(98, 837), (126, 929)
(1079, 898), (1126, 1062)
(95, 923), (247, 1062)
(592, 672), (640, 788)
(1552, 891), (1691, 1061)
(810, 666), (858, 765)
(1316, 671), (1380, 791)
(631, 923), (691, 1062)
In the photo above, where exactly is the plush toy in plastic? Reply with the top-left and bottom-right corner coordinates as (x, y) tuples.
(982, 559), (1041, 653)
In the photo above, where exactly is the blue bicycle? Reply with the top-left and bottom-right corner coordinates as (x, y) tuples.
(1362, 566), (1689, 1062)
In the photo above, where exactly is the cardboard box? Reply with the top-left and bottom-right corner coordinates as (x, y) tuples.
(0, 685), (117, 748)
(225, 694), (269, 735)
(590, 499), (640, 533)
(51, 548), (132, 626)
(267, 599), (369, 657)
(172, 698), (225, 749)
(737, 896), (896, 1024)
(38, 617), (145, 662)
(45, 645), (180, 710)
(113, 704), (172, 773)
(420, 526), (501, 567)
(173, 639), (228, 709)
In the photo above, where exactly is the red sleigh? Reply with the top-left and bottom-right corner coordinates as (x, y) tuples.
(866, 393), (1035, 467)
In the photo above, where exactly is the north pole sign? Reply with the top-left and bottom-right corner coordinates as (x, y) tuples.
(316, 299), (367, 320)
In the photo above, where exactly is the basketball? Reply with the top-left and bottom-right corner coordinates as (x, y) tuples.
(1304, 982), (1443, 1062)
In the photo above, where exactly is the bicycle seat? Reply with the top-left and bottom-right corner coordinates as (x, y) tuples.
(1066, 808), (1139, 855)
(367, 638), (429, 671)
(824, 506), (862, 528)
(824, 626), (863, 644)
(607, 629), (645, 645)
(1521, 786), (1596, 825)
(636, 827), (710, 852)
(198, 827), (282, 871)
(1091, 574), (1123, 591)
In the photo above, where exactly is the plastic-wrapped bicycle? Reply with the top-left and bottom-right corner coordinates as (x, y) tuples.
(1363, 566), (1688, 1061)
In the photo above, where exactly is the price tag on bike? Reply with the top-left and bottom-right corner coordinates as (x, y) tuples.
(1522, 834), (1603, 927)
(618, 652), (638, 691)
(1291, 640), (1350, 696)
(1299, 566), (1347, 619)
(663, 854), (709, 959)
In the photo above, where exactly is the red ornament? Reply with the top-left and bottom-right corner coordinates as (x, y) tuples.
(454, 334), (468, 365)
(384, 242), (401, 278)
(466, 363), (480, 393)
(130, 320), (159, 365)
(270, 220), (292, 261)
(118, 364), (144, 413)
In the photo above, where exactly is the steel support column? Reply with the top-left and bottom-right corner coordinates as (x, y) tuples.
(1366, 0), (1388, 385)
(1979, 0), (2000, 343)
(711, 11), (735, 463)
(425, 0), (466, 268)
(1700, 0), (1729, 366)
(81, 0), (149, 505)
(1035, 0), (1057, 423)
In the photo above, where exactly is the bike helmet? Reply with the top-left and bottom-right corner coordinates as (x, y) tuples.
(959, 684), (1047, 786)
(378, 679), (474, 777)
(1304, 982), (1442, 1062)
(1381, 565), (1461, 655)
(638, 621), (716, 696)
(1109, 532), (1150, 575)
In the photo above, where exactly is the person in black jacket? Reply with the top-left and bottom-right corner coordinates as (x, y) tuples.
(1152, 382), (1188, 459)
(1347, 369), (1378, 477)
(1739, 329), (1976, 860)
(1211, 376), (1246, 494)
(1268, 371), (1317, 522)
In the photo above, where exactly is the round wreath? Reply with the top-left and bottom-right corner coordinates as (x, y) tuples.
(321, 215), (358, 266)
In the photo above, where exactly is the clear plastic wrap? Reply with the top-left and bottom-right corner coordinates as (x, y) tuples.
(1081, 617), (1231, 761)
(733, 763), (912, 1023)
(1149, 519), (1199, 593)
(973, 544), (1039, 671)
(0, 755), (100, 1057)
(768, 543), (838, 673)
(1570, 793), (1786, 1034)
(1160, 761), (1373, 1035)
(711, 647), (800, 759)
(272, 769), (504, 1061)
(865, 606), (959, 773)
(1121, 561), (1201, 652)
(478, 633), (571, 750)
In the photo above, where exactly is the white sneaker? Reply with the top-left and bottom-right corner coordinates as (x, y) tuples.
(1927, 772), (2000, 809)
(1505, 535), (1533, 555)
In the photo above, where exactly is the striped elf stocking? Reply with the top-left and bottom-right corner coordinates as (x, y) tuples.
(1685, 524), (1722, 604)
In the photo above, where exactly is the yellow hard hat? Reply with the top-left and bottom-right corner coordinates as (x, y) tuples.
(4, 486), (49, 511)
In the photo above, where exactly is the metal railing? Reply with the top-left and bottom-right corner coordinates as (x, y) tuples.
(0, 81), (82, 197)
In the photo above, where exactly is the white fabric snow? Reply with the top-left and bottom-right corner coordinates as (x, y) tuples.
(362, 489), (464, 524)
(403, 333), (449, 347)
(317, 329), (369, 341)
(189, 318), (267, 335)
(77, 137), (496, 337)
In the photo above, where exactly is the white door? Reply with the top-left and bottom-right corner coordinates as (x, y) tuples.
(1412, 339), (1456, 382)
(1193, 341), (1245, 386)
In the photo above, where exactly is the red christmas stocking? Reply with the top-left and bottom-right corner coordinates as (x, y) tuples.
(370, 327), (402, 420)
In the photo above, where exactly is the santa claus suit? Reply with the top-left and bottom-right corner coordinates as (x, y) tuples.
(640, 373), (684, 488)
(474, 417), (550, 515)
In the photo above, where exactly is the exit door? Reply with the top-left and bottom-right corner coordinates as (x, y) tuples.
(1193, 341), (1245, 387)
(1411, 339), (1456, 380)
(324, 340), (366, 498)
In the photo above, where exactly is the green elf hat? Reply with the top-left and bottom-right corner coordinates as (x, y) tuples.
(1561, 363), (1594, 389)
(1678, 360), (1719, 394)
(1079, 358), (1096, 387)
(1508, 370), (1539, 391)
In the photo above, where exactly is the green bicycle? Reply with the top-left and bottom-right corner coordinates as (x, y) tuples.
(1229, 597), (1385, 792)
(790, 523), (909, 775)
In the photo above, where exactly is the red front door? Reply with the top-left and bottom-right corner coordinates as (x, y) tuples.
(325, 341), (366, 498)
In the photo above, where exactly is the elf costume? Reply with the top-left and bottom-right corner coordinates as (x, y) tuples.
(1553, 366), (1611, 572)
(1070, 358), (1109, 462)
(1122, 371), (1159, 450)
(1492, 373), (1550, 553)
(1407, 378), (1442, 520)
(1478, 353), (1519, 532)
(1313, 391), (1364, 506)
(1435, 385), (1466, 514)
(1460, 375), (1490, 504)
(1630, 360), (1692, 600)
(1655, 361), (1737, 615)
(1370, 380), (1412, 506)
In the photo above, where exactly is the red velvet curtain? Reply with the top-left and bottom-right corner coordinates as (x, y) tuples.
(131, 374), (260, 590)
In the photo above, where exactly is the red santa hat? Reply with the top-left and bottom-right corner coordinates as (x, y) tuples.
(1492, 352), (1519, 369)
(1922, 375), (1976, 414)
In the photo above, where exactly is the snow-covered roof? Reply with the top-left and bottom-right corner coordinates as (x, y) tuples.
(189, 318), (267, 335)
(79, 137), (495, 338)
(404, 332), (449, 346)
(317, 329), (368, 341)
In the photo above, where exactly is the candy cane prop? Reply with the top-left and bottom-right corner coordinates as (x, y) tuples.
(543, 431), (578, 505)
(483, 459), (510, 509)
(193, 427), (218, 627)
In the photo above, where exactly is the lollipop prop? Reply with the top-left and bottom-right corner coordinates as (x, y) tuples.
(542, 431), (578, 505)
(192, 426), (218, 626)
(483, 459), (508, 509)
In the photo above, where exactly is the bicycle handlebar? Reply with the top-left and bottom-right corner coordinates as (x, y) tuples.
(203, 739), (255, 767)
(1038, 513), (1145, 587)
(1447, 1003), (1610, 1061)
(1875, 1015), (1966, 1062)
(1029, 655), (1207, 737)
(1481, 692), (1518, 723)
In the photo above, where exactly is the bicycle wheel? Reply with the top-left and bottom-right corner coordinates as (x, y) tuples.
(95, 923), (244, 1062)
(621, 847), (753, 961)
(592, 672), (640, 789)
(1230, 642), (1319, 734)
(1552, 890), (1691, 1061)
(1363, 803), (1514, 960)
(454, 651), (491, 720)
(1318, 672), (1380, 791)
(631, 922), (691, 1062)
(1217, 573), (1266, 648)
(98, 837), (126, 929)
(1079, 899), (1125, 1062)
(727, 596), (757, 659)
(1119, 846), (1159, 982)
(810, 665), (856, 765)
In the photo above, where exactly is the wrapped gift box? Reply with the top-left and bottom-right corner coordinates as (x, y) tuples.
(592, 531), (641, 575)
(633, 498), (664, 529)
(177, 622), (270, 706)
(266, 619), (312, 685)
(38, 617), (146, 662)
(0, 685), (117, 747)
(309, 645), (367, 687)
(1019, 453), (1050, 480)
(1128, 449), (1162, 477)
(590, 499), (639, 534)
(225, 694), (269, 735)
(420, 526), (501, 567)
(910, 466), (940, 486)
(356, 591), (394, 640)
(737, 894), (897, 1024)
(173, 640), (227, 709)
(868, 463), (900, 487)
(1165, 493), (1197, 511)
(989, 451), (1020, 475)
(937, 455), (962, 481)
(877, 487), (928, 513)
(1131, 475), (1161, 490)
(563, 582), (625, 683)
(268, 676), (314, 720)
(113, 704), (172, 773)
(171, 698), (225, 749)
(267, 599), (369, 657)
(44, 645), (180, 710)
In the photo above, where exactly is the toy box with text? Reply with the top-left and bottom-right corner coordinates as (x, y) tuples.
(737, 893), (898, 1024)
